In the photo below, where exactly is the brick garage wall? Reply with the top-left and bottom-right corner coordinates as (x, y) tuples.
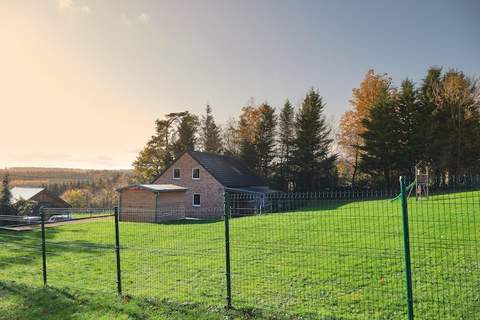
(156, 192), (186, 221)
(119, 189), (156, 222)
(154, 153), (225, 219)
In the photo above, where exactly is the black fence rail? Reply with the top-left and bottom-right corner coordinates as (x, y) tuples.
(0, 178), (478, 319)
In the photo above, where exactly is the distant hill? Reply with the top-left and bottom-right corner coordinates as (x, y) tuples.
(0, 168), (136, 207)
(0, 167), (135, 188)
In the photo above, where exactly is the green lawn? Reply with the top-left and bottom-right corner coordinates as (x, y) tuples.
(0, 190), (479, 319)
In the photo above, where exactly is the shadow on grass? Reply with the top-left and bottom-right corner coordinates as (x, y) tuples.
(0, 280), (342, 320)
(159, 218), (222, 225)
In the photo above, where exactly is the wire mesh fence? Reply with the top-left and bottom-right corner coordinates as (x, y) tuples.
(0, 181), (478, 319)
(228, 191), (407, 318)
(118, 207), (225, 304)
(41, 208), (117, 294)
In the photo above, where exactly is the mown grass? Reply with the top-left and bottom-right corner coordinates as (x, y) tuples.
(0, 190), (479, 319)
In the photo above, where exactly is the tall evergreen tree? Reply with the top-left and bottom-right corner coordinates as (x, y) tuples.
(293, 89), (337, 191)
(277, 100), (295, 191)
(396, 79), (424, 177)
(360, 90), (402, 188)
(254, 103), (276, 178)
(172, 112), (199, 157)
(0, 174), (12, 214)
(200, 105), (223, 153)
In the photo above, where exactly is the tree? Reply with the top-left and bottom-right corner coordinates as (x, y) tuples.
(223, 118), (241, 156)
(199, 105), (223, 153)
(0, 174), (12, 214)
(337, 70), (392, 186)
(431, 70), (480, 178)
(13, 198), (37, 216)
(172, 112), (199, 157)
(395, 79), (425, 178)
(277, 100), (295, 190)
(133, 112), (187, 182)
(360, 89), (401, 189)
(254, 103), (276, 178)
(293, 89), (337, 191)
(238, 106), (262, 170)
(62, 189), (90, 208)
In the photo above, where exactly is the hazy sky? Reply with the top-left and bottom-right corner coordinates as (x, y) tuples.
(1, 0), (479, 169)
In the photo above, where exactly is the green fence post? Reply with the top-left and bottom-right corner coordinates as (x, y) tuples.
(40, 207), (47, 287)
(114, 207), (123, 296)
(399, 176), (414, 320)
(224, 193), (232, 308)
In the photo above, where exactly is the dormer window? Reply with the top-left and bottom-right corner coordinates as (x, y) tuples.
(173, 168), (181, 179)
(192, 168), (200, 180)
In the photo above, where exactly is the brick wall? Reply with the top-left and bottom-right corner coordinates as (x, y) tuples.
(119, 189), (156, 222)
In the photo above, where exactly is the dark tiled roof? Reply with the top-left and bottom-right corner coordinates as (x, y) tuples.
(188, 151), (266, 188)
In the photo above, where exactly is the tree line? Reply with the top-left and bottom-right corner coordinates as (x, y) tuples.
(134, 66), (480, 191)
(337, 67), (480, 189)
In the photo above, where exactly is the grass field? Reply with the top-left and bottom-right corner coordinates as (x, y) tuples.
(0, 190), (479, 319)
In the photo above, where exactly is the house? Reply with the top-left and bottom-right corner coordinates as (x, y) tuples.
(118, 150), (276, 222)
(10, 187), (71, 213)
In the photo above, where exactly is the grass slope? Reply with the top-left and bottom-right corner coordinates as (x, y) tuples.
(0, 190), (479, 319)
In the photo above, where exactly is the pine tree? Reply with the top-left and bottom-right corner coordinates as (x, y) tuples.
(133, 112), (187, 182)
(200, 105), (223, 153)
(0, 174), (12, 214)
(396, 79), (423, 178)
(254, 103), (276, 178)
(277, 100), (295, 191)
(360, 90), (402, 189)
(293, 89), (337, 191)
(172, 112), (199, 157)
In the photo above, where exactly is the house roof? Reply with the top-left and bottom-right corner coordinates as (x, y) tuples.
(187, 151), (266, 188)
(118, 184), (188, 193)
(10, 187), (45, 202)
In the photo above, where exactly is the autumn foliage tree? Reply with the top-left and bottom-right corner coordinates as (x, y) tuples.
(337, 70), (392, 186)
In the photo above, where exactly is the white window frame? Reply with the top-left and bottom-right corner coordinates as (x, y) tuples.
(173, 168), (181, 179)
(192, 194), (201, 207)
(192, 168), (200, 180)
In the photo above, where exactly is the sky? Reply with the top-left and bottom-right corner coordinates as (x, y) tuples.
(1, 0), (479, 169)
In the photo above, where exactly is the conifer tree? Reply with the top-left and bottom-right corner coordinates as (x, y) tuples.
(254, 103), (276, 178)
(0, 174), (12, 214)
(360, 90), (401, 188)
(200, 105), (223, 153)
(277, 100), (295, 191)
(293, 89), (337, 191)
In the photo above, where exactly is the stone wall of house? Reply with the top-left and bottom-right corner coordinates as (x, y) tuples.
(154, 153), (225, 219)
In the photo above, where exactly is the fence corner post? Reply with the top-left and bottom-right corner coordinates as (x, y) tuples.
(114, 206), (123, 296)
(40, 206), (47, 287)
(223, 192), (232, 309)
(399, 176), (414, 320)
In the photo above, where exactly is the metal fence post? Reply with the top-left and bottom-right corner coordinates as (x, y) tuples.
(224, 193), (232, 308)
(114, 206), (123, 296)
(40, 207), (47, 287)
(399, 176), (414, 320)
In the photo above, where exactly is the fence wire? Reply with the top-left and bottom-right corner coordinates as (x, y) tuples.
(118, 207), (225, 304)
(0, 185), (478, 319)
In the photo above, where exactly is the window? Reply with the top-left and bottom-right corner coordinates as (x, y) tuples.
(173, 168), (181, 179)
(193, 194), (201, 207)
(192, 168), (200, 180)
